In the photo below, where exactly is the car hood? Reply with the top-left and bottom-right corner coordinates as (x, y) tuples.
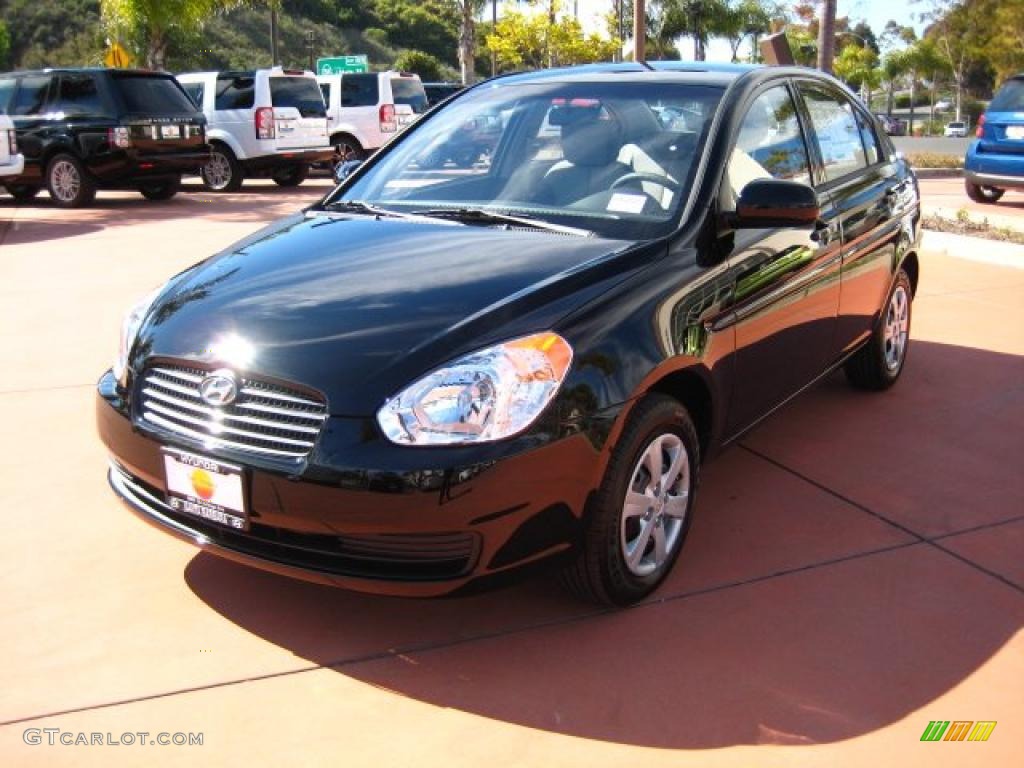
(135, 212), (641, 415)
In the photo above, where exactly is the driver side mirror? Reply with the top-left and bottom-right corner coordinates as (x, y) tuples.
(333, 159), (364, 184)
(729, 179), (820, 229)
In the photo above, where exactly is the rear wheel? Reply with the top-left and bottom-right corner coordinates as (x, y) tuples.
(201, 145), (243, 192)
(139, 175), (181, 201)
(965, 181), (1005, 204)
(331, 135), (365, 167)
(46, 153), (96, 208)
(845, 269), (913, 391)
(271, 164), (309, 187)
(4, 184), (41, 202)
(560, 394), (699, 606)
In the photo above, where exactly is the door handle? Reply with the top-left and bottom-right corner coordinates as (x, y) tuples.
(811, 219), (833, 245)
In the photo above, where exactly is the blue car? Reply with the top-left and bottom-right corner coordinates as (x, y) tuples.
(964, 73), (1024, 203)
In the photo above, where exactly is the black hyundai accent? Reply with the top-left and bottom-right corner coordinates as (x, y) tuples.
(98, 63), (921, 605)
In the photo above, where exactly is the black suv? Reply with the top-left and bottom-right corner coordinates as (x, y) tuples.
(0, 68), (210, 207)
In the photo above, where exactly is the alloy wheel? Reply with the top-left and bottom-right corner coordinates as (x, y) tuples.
(50, 160), (81, 203)
(620, 432), (690, 577)
(884, 284), (909, 371)
(205, 151), (232, 190)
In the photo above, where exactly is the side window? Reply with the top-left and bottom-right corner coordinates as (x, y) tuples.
(341, 75), (379, 107)
(182, 82), (205, 109)
(214, 76), (255, 110)
(52, 74), (104, 116)
(854, 109), (882, 165)
(799, 85), (867, 182)
(319, 83), (330, 106)
(10, 75), (53, 116)
(725, 85), (810, 206)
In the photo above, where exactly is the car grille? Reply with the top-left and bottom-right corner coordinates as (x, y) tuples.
(136, 365), (328, 459)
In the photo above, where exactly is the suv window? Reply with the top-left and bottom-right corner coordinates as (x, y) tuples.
(726, 85), (810, 204)
(269, 77), (326, 117)
(800, 84), (867, 182)
(53, 73), (105, 116)
(854, 109), (882, 165)
(182, 82), (205, 109)
(10, 75), (52, 116)
(319, 82), (330, 106)
(215, 75), (255, 110)
(341, 74), (379, 107)
(112, 74), (196, 114)
(0, 78), (15, 112)
(989, 78), (1024, 111)
(390, 78), (428, 114)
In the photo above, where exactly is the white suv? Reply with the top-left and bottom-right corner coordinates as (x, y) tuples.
(177, 67), (332, 191)
(944, 121), (967, 138)
(317, 71), (428, 164)
(0, 113), (25, 184)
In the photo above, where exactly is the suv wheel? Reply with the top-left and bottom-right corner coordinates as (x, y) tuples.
(5, 184), (41, 202)
(46, 154), (96, 208)
(201, 145), (243, 192)
(271, 164), (309, 188)
(845, 269), (913, 390)
(964, 181), (1005, 204)
(560, 394), (699, 605)
(331, 135), (365, 166)
(139, 175), (181, 201)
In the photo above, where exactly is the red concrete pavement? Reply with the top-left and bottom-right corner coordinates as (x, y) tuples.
(0, 181), (1021, 767)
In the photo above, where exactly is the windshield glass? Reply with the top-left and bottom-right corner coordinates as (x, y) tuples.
(328, 80), (724, 240)
(111, 74), (198, 114)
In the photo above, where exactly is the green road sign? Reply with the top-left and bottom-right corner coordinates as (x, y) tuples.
(316, 55), (369, 75)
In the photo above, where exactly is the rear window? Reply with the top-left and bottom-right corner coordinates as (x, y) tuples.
(269, 77), (326, 117)
(948, 121), (965, 128)
(390, 78), (428, 114)
(989, 78), (1024, 112)
(111, 74), (197, 114)
(215, 75), (255, 110)
(341, 74), (379, 107)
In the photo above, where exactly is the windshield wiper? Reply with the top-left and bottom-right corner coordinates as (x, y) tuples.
(322, 200), (411, 219)
(415, 207), (592, 237)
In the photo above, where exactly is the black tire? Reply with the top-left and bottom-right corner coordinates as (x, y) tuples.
(964, 181), (1004, 204)
(331, 134), (366, 167)
(845, 269), (913, 391)
(5, 184), (41, 202)
(271, 164), (310, 187)
(200, 144), (243, 192)
(560, 394), (700, 606)
(45, 153), (96, 208)
(139, 175), (181, 201)
(451, 146), (480, 168)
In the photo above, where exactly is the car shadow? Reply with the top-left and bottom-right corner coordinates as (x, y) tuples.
(0, 218), (104, 244)
(184, 339), (1024, 748)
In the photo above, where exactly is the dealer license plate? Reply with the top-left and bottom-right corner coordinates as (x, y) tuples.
(1005, 125), (1024, 140)
(162, 448), (248, 530)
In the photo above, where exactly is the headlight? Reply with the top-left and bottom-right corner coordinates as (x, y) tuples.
(377, 332), (573, 445)
(113, 288), (161, 384)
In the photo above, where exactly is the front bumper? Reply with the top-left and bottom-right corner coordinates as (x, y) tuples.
(97, 370), (615, 596)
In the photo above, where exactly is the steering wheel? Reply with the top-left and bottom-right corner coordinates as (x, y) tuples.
(610, 172), (681, 194)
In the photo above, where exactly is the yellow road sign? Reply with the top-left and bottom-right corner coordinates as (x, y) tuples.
(104, 43), (131, 69)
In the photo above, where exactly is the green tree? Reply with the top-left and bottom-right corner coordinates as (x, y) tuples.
(375, 0), (459, 68)
(660, 0), (730, 61)
(881, 48), (911, 116)
(0, 21), (10, 70)
(394, 49), (444, 81)
(833, 42), (880, 104)
(487, 5), (619, 71)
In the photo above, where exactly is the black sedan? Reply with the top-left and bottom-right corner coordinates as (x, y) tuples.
(98, 63), (921, 605)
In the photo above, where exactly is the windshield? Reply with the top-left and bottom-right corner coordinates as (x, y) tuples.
(326, 80), (724, 240)
(111, 73), (198, 114)
(270, 77), (327, 117)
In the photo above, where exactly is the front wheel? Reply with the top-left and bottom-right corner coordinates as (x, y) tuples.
(46, 153), (96, 208)
(271, 164), (309, 187)
(965, 181), (1004, 204)
(845, 269), (913, 390)
(139, 175), (181, 201)
(560, 394), (699, 606)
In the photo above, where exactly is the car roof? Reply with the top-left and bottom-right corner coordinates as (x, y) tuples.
(1, 67), (175, 77)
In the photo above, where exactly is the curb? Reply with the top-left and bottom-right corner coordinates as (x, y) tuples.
(921, 230), (1024, 269)
(912, 168), (963, 179)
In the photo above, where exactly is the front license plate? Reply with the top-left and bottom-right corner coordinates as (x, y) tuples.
(162, 448), (248, 530)
(1006, 125), (1024, 140)
(160, 125), (181, 139)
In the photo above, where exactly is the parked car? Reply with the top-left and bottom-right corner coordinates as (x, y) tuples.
(99, 63), (921, 605)
(0, 112), (24, 182)
(423, 81), (464, 107)
(0, 68), (208, 207)
(944, 121), (967, 137)
(416, 110), (503, 169)
(934, 100), (952, 112)
(177, 67), (332, 191)
(317, 71), (428, 165)
(874, 113), (906, 136)
(964, 73), (1024, 203)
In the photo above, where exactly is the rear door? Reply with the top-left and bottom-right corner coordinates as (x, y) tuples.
(795, 80), (906, 355)
(108, 72), (206, 155)
(268, 75), (328, 150)
(339, 74), (382, 148)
